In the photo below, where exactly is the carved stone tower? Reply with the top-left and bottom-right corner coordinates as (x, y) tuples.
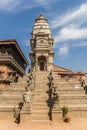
(29, 13), (54, 71)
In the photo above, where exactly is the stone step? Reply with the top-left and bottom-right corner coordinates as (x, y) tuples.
(53, 74), (61, 77)
(57, 89), (85, 94)
(34, 90), (48, 94)
(57, 86), (83, 90)
(0, 98), (23, 103)
(35, 88), (48, 91)
(31, 115), (49, 120)
(34, 92), (48, 95)
(34, 88), (48, 91)
(1, 90), (25, 95)
(35, 84), (48, 87)
(32, 101), (48, 105)
(0, 100), (22, 105)
(36, 81), (48, 84)
(0, 95), (22, 98)
(36, 77), (48, 79)
(33, 96), (48, 100)
(35, 85), (48, 88)
(32, 105), (48, 110)
(33, 99), (48, 103)
(54, 85), (74, 88)
(67, 105), (87, 118)
(58, 93), (86, 97)
(0, 95), (23, 104)
(21, 106), (31, 114)
(7, 85), (26, 90)
(31, 120), (50, 124)
(32, 102), (49, 108)
(0, 104), (18, 112)
(59, 95), (87, 98)
(58, 92), (85, 96)
(54, 82), (72, 86)
(68, 105), (87, 109)
(33, 93), (48, 97)
(32, 102), (49, 107)
(36, 76), (48, 79)
(36, 71), (48, 73)
(33, 95), (48, 99)
(59, 97), (87, 105)
(32, 110), (49, 115)
(36, 82), (48, 84)
(7, 87), (25, 91)
(53, 79), (67, 82)
(10, 83), (28, 87)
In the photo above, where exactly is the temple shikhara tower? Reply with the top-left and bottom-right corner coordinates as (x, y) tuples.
(0, 13), (87, 124)
(30, 13), (54, 71)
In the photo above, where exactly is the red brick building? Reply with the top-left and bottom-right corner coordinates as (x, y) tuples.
(0, 39), (28, 88)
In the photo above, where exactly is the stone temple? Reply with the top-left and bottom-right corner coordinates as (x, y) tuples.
(0, 13), (87, 124)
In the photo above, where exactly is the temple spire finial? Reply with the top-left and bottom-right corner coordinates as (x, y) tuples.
(40, 11), (43, 16)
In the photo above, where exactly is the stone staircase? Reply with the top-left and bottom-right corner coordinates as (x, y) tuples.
(53, 73), (87, 118)
(31, 71), (50, 123)
(0, 74), (29, 119)
(0, 71), (87, 122)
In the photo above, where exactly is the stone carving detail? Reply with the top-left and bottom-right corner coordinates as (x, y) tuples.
(37, 39), (47, 46)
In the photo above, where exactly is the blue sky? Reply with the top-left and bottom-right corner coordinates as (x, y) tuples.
(0, 0), (87, 72)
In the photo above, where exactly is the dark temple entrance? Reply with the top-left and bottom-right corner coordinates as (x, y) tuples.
(40, 62), (44, 71)
(38, 56), (47, 71)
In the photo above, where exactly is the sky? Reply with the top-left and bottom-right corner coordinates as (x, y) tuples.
(0, 0), (87, 72)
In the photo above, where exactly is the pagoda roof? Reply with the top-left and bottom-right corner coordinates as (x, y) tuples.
(0, 39), (28, 65)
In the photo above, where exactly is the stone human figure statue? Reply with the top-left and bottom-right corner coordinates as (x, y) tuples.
(79, 77), (85, 87)
(48, 70), (53, 81)
(13, 107), (20, 124)
(23, 90), (31, 105)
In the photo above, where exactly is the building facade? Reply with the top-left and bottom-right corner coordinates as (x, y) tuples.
(0, 39), (28, 87)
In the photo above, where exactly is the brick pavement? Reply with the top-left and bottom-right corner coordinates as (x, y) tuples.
(0, 119), (87, 130)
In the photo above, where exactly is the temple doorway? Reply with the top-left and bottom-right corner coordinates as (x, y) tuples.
(40, 62), (44, 71)
(38, 56), (47, 71)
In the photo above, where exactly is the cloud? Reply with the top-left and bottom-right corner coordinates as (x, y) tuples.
(71, 41), (87, 47)
(24, 39), (30, 46)
(51, 2), (87, 51)
(0, 0), (37, 12)
(36, 0), (60, 8)
(51, 3), (87, 29)
(54, 25), (87, 43)
(0, 0), (59, 12)
(59, 46), (69, 55)
(0, 0), (21, 11)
